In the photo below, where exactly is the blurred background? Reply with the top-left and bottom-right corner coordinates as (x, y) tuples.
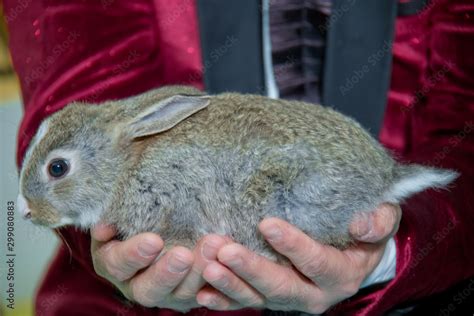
(0, 8), (59, 316)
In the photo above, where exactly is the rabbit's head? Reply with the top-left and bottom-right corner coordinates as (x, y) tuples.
(17, 87), (210, 229)
(17, 103), (123, 229)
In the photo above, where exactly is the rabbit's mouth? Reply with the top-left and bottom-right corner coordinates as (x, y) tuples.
(17, 193), (73, 228)
(17, 194), (31, 219)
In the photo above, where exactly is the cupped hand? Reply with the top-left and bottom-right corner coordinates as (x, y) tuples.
(197, 203), (401, 313)
(91, 224), (229, 312)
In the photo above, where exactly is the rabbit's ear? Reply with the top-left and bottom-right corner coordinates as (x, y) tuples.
(383, 164), (458, 203)
(125, 95), (210, 138)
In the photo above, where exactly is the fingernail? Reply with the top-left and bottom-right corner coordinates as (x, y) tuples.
(137, 242), (159, 258)
(262, 224), (282, 242)
(167, 254), (190, 274)
(202, 241), (219, 261)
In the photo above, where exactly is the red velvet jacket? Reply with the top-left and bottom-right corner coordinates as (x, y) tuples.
(4, 0), (474, 315)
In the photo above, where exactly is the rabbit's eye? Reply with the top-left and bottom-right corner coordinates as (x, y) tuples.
(48, 159), (69, 178)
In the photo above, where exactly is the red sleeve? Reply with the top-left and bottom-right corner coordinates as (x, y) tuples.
(330, 0), (474, 314)
(3, 1), (233, 315)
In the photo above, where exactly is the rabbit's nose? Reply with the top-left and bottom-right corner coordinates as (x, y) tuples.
(17, 194), (32, 220)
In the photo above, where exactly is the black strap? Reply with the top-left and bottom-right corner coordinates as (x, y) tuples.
(196, 0), (266, 94)
(322, 0), (398, 136)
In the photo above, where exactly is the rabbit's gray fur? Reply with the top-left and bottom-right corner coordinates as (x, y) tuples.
(18, 86), (458, 261)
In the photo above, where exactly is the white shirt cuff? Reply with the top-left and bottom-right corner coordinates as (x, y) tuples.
(360, 237), (397, 289)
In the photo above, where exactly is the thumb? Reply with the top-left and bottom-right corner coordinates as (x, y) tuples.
(91, 222), (117, 242)
(349, 212), (373, 241)
(350, 203), (401, 243)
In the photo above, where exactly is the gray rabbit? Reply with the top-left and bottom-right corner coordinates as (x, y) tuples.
(17, 85), (457, 262)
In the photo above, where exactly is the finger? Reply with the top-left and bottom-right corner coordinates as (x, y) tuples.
(342, 241), (387, 280)
(201, 261), (265, 308)
(259, 218), (349, 288)
(196, 285), (243, 311)
(217, 243), (319, 310)
(348, 212), (372, 240)
(172, 234), (229, 300)
(129, 246), (193, 307)
(91, 222), (117, 243)
(94, 233), (163, 281)
(350, 203), (401, 243)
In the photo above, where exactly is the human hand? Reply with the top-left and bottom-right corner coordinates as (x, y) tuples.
(197, 203), (401, 313)
(91, 224), (230, 312)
